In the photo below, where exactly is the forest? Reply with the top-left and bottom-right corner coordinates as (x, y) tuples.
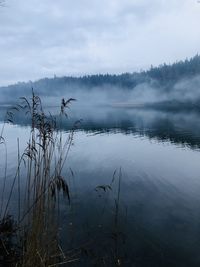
(1, 55), (200, 100)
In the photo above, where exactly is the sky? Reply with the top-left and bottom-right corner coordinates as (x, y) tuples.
(0, 0), (200, 86)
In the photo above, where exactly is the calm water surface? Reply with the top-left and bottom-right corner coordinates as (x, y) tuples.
(1, 107), (200, 266)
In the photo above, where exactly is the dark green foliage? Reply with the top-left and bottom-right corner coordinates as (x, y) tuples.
(0, 215), (19, 267)
(145, 54), (200, 85)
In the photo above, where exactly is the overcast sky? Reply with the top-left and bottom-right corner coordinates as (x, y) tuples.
(0, 0), (200, 86)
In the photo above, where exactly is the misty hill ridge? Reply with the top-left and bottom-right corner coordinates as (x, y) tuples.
(0, 55), (200, 101)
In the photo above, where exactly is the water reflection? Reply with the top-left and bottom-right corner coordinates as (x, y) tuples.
(1, 107), (200, 266)
(1, 105), (200, 149)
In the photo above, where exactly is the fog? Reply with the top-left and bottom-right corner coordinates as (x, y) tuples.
(1, 73), (200, 113)
(0, 72), (197, 150)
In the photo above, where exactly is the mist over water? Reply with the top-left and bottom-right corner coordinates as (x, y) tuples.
(1, 105), (200, 266)
(1, 60), (200, 265)
(1, 66), (200, 110)
(1, 0), (200, 263)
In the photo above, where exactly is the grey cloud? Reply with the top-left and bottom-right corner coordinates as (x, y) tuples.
(0, 0), (200, 85)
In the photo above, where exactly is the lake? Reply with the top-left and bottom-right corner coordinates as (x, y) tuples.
(1, 105), (200, 266)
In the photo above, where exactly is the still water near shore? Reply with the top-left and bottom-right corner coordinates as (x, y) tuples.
(1, 106), (200, 266)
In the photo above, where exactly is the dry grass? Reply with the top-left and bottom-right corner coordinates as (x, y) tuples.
(0, 90), (77, 266)
(0, 91), (126, 266)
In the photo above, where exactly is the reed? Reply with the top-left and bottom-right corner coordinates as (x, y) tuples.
(0, 91), (127, 266)
(0, 90), (77, 266)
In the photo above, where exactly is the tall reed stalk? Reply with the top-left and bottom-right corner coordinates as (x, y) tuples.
(0, 91), (77, 266)
(0, 92), (126, 266)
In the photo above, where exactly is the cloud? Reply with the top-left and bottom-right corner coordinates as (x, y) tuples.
(0, 0), (200, 85)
